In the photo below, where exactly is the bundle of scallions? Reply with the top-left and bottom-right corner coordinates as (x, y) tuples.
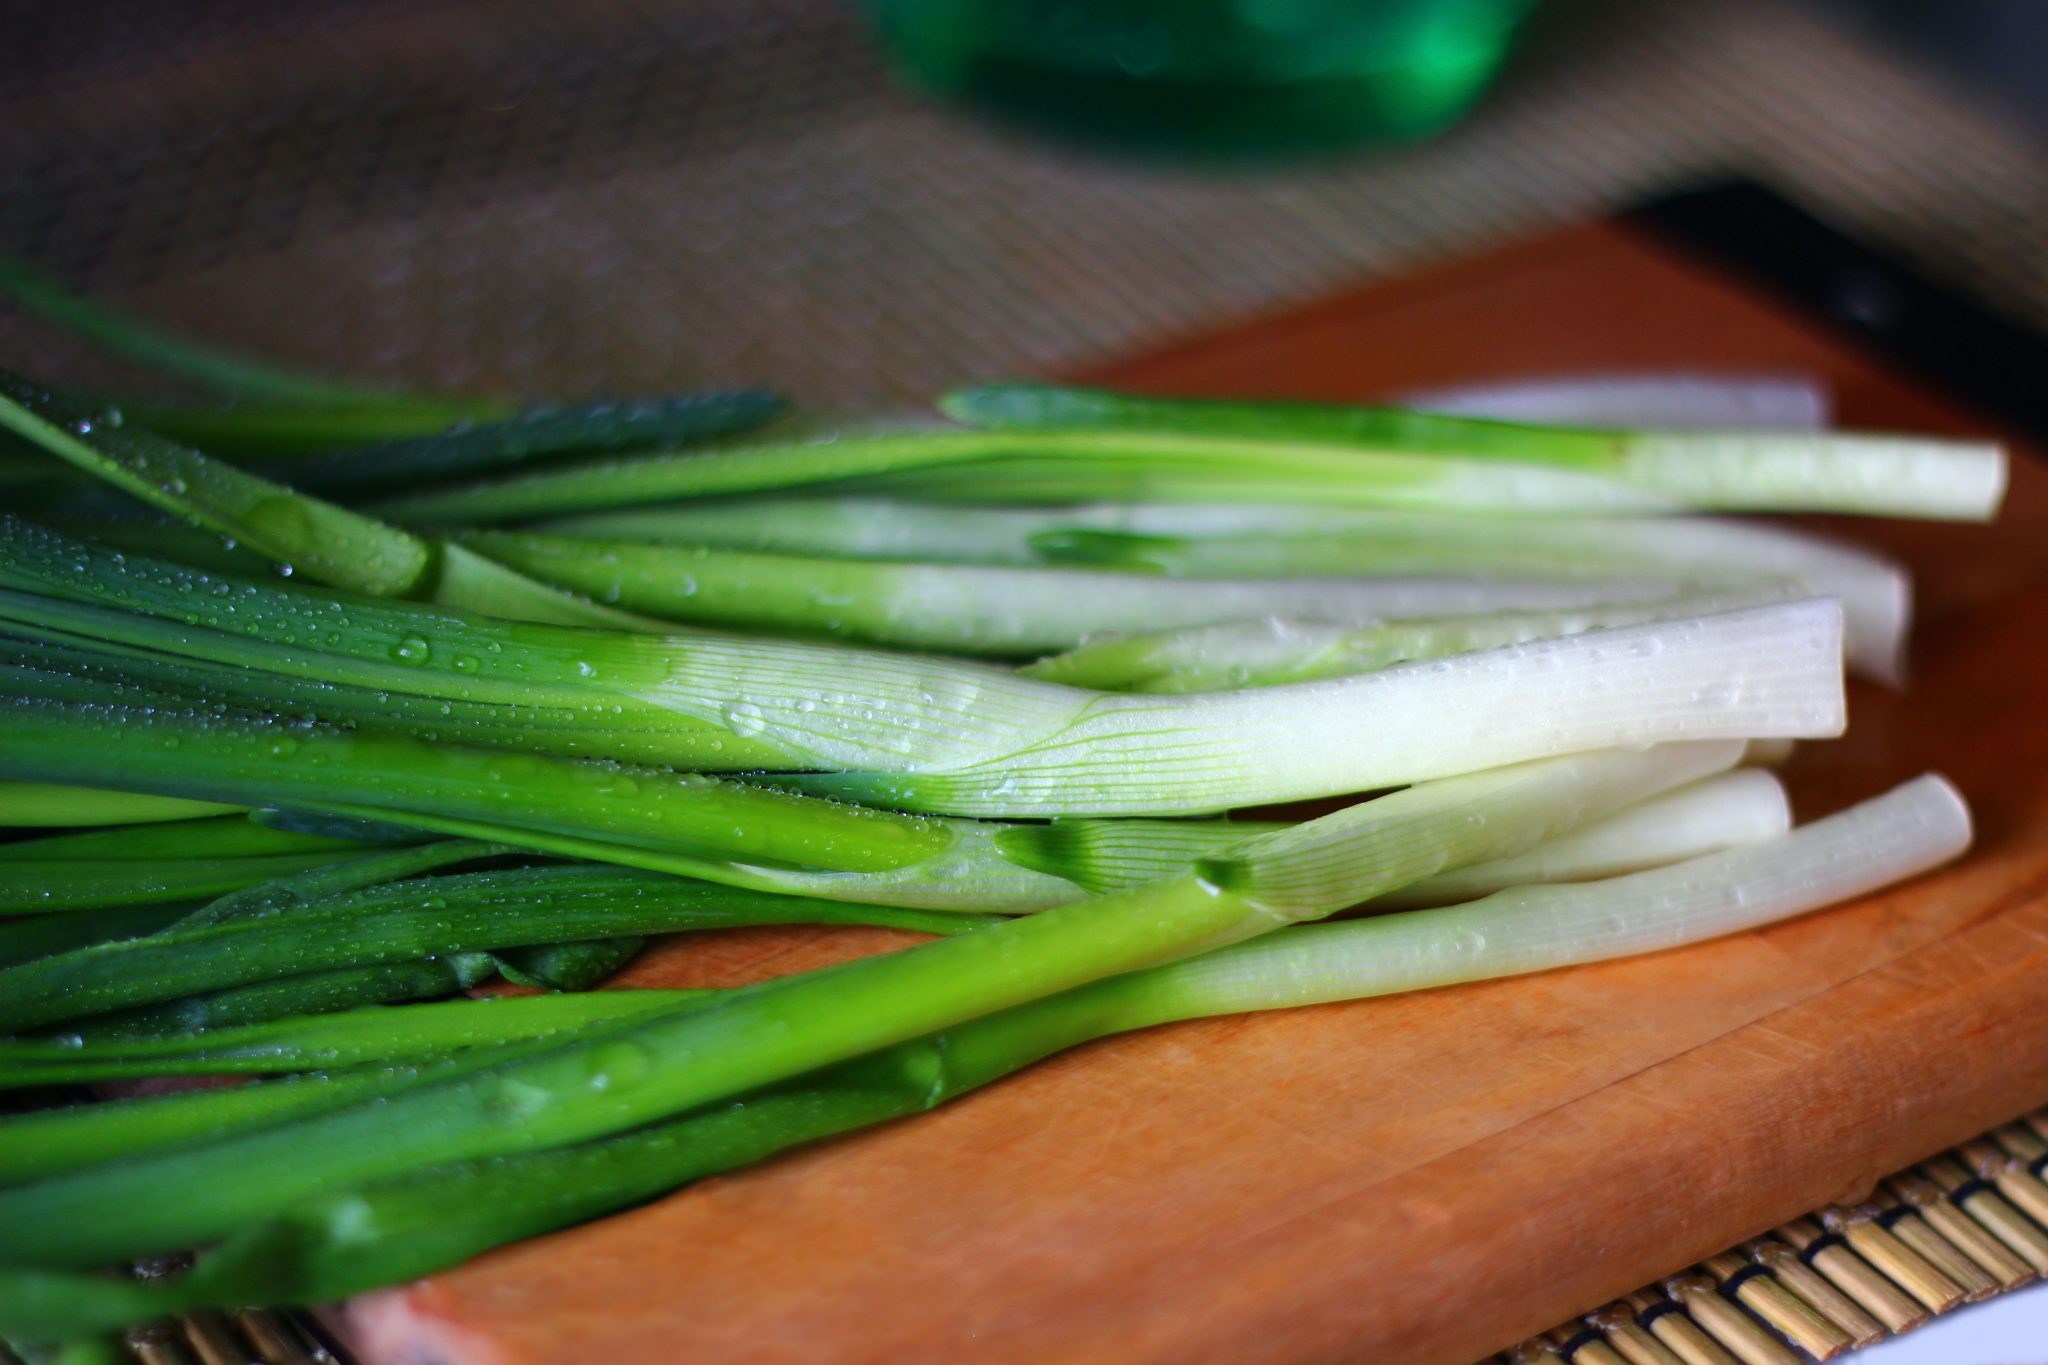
(0, 265), (2001, 1351)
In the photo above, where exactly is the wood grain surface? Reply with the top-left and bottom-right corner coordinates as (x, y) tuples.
(351, 223), (2048, 1365)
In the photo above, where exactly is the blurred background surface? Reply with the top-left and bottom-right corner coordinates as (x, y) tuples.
(0, 0), (2041, 409)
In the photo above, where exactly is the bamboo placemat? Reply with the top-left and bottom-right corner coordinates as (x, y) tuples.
(1500, 1117), (2048, 1365)
(21, 1111), (2048, 1364)
(0, 0), (2043, 412)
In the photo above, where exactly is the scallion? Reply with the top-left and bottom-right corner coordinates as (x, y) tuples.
(0, 774), (1966, 1333)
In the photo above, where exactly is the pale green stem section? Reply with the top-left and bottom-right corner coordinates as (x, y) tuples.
(464, 529), (1695, 655)
(770, 600), (1844, 816)
(1116, 774), (1970, 1023)
(1024, 516), (1906, 681)
(1019, 592), (1798, 692)
(1369, 769), (1789, 909)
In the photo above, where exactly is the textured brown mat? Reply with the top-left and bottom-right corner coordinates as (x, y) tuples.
(1, 0), (2043, 410)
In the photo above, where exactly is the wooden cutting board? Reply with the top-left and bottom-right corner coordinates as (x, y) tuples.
(350, 219), (2048, 1365)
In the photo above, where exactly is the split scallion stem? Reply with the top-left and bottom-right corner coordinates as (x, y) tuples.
(174, 838), (515, 926)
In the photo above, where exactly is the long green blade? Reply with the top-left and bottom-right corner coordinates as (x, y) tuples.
(0, 372), (432, 595)
(271, 392), (789, 494)
(0, 381), (653, 630)
(69, 957), (497, 1041)
(0, 694), (960, 879)
(0, 991), (701, 1086)
(0, 850), (357, 915)
(0, 906), (190, 972)
(0, 865), (991, 1033)
(0, 259), (412, 411)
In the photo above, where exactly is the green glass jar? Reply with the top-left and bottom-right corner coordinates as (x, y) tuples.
(865, 0), (1538, 159)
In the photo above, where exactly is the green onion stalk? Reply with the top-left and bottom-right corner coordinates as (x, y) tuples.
(0, 837), (648, 1026)
(0, 990), (699, 1088)
(938, 384), (2009, 521)
(1375, 767), (1790, 909)
(0, 692), (1064, 910)
(0, 774), (1969, 1336)
(1021, 601), (1818, 694)
(0, 261), (786, 463)
(0, 519), (1845, 819)
(258, 393), (789, 492)
(61, 958), (505, 1040)
(460, 527), (1717, 654)
(0, 814), (372, 865)
(0, 1038), (578, 1190)
(0, 373), (652, 629)
(0, 850), (352, 916)
(0, 258), (430, 415)
(372, 384), (2003, 526)
(532, 500), (1905, 680)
